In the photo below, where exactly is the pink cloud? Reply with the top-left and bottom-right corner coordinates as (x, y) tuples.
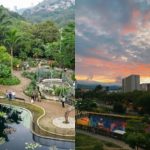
(121, 8), (141, 35)
(76, 55), (150, 83)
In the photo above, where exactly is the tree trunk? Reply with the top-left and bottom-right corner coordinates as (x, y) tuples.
(10, 47), (13, 76)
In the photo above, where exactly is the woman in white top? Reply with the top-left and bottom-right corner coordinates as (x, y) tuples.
(61, 96), (65, 108)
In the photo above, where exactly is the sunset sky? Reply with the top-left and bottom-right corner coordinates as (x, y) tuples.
(76, 0), (150, 85)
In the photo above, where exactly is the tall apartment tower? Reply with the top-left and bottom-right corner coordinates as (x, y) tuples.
(122, 75), (140, 92)
(140, 83), (150, 91)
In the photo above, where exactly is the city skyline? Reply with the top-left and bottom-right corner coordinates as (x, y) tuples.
(76, 0), (150, 85)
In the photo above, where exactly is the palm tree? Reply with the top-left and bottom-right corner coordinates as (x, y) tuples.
(5, 29), (21, 76)
(0, 6), (11, 43)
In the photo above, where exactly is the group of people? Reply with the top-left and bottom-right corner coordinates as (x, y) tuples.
(5, 89), (69, 110)
(6, 90), (16, 100)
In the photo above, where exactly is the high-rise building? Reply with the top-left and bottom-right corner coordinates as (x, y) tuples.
(122, 75), (140, 92)
(140, 83), (150, 91)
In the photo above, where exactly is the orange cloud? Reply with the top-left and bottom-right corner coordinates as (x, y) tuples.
(92, 75), (116, 83)
(76, 55), (150, 84)
(143, 11), (150, 28)
(76, 74), (89, 80)
(144, 11), (150, 21)
(132, 8), (141, 18)
(121, 25), (137, 35)
(121, 8), (141, 35)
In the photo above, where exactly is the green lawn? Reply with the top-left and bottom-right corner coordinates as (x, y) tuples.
(76, 133), (121, 150)
(0, 76), (20, 85)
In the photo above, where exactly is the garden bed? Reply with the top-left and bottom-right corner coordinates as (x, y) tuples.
(0, 76), (20, 85)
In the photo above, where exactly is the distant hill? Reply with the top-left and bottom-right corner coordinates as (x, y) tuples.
(22, 0), (75, 26)
(0, 5), (25, 21)
(77, 83), (97, 90)
(76, 80), (121, 90)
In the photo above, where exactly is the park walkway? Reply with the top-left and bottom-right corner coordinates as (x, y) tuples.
(0, 70), (31, 101)
(77, 129), (133, 150)
(0, 69), (75, 137)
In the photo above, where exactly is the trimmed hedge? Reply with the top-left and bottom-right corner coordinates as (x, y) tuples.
(0, 76), (20, 85)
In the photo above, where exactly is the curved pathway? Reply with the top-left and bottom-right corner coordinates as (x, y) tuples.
(0, 70), (31, 101)
(35, 100), (75, 136)
(77, 129), (133, 150)
(0, 69), (75, 137)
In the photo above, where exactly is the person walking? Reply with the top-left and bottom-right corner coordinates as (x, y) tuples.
(31, 93), (34, 103)
(12, 91), (16, 99)
(8, 91), (12, 101)
(33, 91), (37, 101)
(61, 96), (66, 108)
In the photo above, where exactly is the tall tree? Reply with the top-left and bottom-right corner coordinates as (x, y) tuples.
(32, 21), (59, 44)
(0, 6), (11, 43)
(61, 22), (75, 69)
(5, 29), (21, 76)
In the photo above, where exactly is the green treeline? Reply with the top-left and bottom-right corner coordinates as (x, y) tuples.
(0, 5), (74, 69)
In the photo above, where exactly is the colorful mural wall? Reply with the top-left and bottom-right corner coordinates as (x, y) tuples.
(76, 114), (127, 132)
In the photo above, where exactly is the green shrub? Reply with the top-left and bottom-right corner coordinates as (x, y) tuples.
(0, 76), (20, 85)
(0, 46), (11, 66)
(13, 58), (22, 68)
(27, 58), (38, 67)
(51, 61), (59, 68)
(53, 86), (70, 96)
(93, 143), (103, 150)
(22, 71), (36, 80)
(71, 73), (76, 81)
(36, 69), (62, 79)
(52, 70), (62, 78)
(24, 80), (37, 96)
(0, 112), (6, 117)
(0, 64), (11, 78)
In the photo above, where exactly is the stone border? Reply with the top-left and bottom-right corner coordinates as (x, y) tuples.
(34, 103), (75, 137)
(0, 101), (75, 141)
(0, 96), (5, 99)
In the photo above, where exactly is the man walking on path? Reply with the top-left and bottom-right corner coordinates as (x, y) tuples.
(61, 96), (66, 108)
